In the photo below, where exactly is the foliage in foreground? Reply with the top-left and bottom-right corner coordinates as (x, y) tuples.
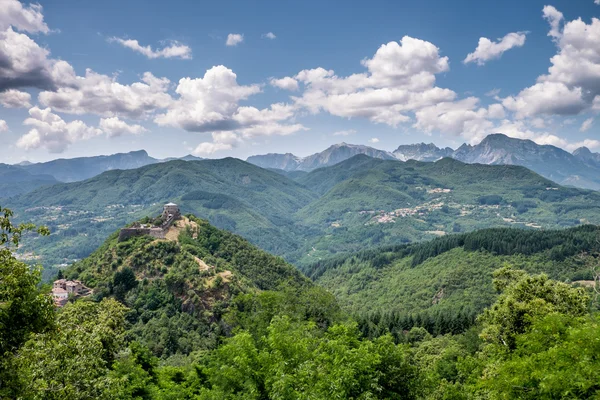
(2, 207), (600, 399)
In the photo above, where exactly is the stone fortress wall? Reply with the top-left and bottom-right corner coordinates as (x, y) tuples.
(118, 203), (181, 242)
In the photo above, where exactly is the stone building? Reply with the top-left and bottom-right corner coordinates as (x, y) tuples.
(52, 279), (87, 307)
(162, 202), (180, 220)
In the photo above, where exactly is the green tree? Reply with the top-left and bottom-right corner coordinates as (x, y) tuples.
(0, 206), (53, 398)
(15, 299), (128, 400)
(479, 266), (589, 349)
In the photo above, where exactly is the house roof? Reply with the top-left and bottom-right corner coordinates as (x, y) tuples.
(164, 202), (178, 206)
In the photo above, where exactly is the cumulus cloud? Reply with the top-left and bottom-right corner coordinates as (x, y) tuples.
(193, 131), (241, 155)
(226, 33), (243, 46)
(0, 0), (49, 34)
(414, 98), (502, 143)
(38, 70), (173, 119)
(333, 129), (357, 136)
(368, 137), (380, 143)
(270, 77), (299, 91)
(99, 117), (147, 137)
(290, 36), (454, 128)
(17, 107), (102, 153)
(108, 37), (192, 59)
(580, 117), (594, 132)
(543, 5), (564, 39)
(262, 32), (276, 39)
(0, 89), (31, 108)
(154, 66), (260, 132)
(503, 7), (600, 118)
(464, 32), (527, 65)
(0, 27), (69, 91)
(0, 120), (8, 132)
(155, 66), (304, 136)
(155, 66), (306, 151)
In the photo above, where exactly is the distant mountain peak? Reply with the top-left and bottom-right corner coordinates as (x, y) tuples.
(247, 142), (395, 171)
(573, 146), (592, 156)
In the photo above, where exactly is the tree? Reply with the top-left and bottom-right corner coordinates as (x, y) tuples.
(0, 206), (53, 398)
(479, 266), (589, 349)
(15, 299), (129, 400)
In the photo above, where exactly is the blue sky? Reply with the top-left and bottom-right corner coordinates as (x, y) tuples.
(0, 0), (599, 162)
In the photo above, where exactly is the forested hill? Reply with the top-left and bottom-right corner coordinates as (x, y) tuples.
(62, 215), (327, 358)
(303, 225), (600, 330)
(8, 154), (600, 275)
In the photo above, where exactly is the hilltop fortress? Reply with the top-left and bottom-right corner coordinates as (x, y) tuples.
(118, 202), (181, 242)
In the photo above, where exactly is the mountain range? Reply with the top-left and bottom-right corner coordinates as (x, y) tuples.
(247, 134), (600, 190)
(397, 134), (600, 190)
(5, 133), (600, 200)
(246, 142), (397, 171)
(8, 154), (600, 279)
(0, 151), (203, 198)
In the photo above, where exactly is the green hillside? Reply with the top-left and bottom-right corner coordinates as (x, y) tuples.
(302, 225), (600, 321)
(61, 214), (332, 358)
(7, 155), (600, 274)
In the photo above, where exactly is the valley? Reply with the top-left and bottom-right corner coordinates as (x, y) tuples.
(6, 154), (600, 281)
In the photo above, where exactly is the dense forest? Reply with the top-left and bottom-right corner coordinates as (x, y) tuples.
(2, 206), (600, 399)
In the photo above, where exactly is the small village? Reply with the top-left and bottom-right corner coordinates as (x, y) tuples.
(51, 279), (91, 307)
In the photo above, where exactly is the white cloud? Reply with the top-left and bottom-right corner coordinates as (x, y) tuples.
(485, 88), (501, 97)
(262, 32), (276, 39)
(368, 137), (380, 143)
(333, 129), (357, 136)
(154, 65), (260, 132)
(39, 70), (173, 119)
(0, 27), (69, 91)
(193, 131), (241, 155)
(0, 119), (8, 132)
(503, 81), (586, 118)
(464, 32), (527, 65)
(99, 117), (147, 137)
(226, 33), (244, 46)
(0, 0), (49, 34)
(291, 36), (454, 127)
(503, 8), (600, 119)
(596, 0), (600, 5)
(414, 98), (505, 143)
(0, 89), (31, 108)
(568, 138), (600, 151)
(580, 117), (594, 132)
(270, 77), (299, 91)
(155, 66), (306, 153)
(17, 107), (102, 153)
(531, 117), (547, 128)
(543, 5), (564, 39)
(108, 37), (192, 59)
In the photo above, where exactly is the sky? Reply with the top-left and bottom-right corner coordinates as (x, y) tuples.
(0, 0), (599, 163)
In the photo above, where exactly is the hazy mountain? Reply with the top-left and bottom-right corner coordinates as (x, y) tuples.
(20, 150), (159, 182)
(450, 134), (600, 190)
(246, 143), (396, 171)
(246, 153), (301, 170)
(573, 146), (600, 167)
(391, 134), (600, 190)
(393, 143), (453, 161)
(0, 164), (58, 198)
